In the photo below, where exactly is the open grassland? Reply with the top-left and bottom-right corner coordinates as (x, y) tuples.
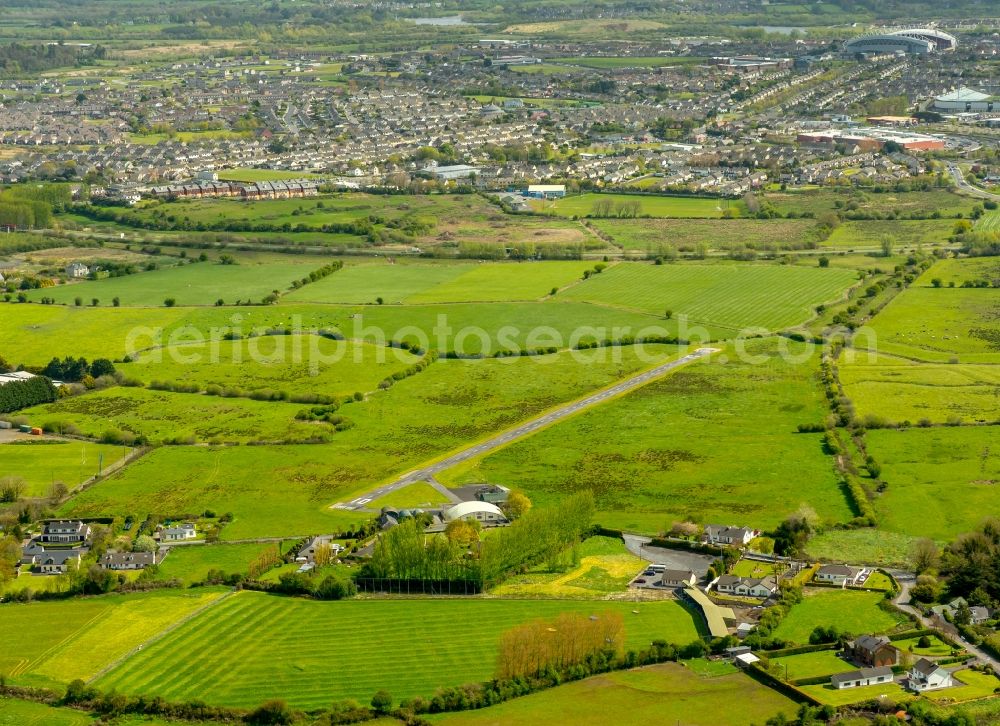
(441, 339), (854, 533)
(153, 543), (284, 586)
(561, 262), (857, 330)
(503, 18), (668, 35)
(25, 259), (323, 306)
(805, 529), (915, 568)
(429, 662), (797, 726)
(216, 169), (320, 182)
(531, 193), (737, 219)
(861, 285), (1000, 363)
(763, 189), (974, 218)
(839, 351), (1000, 425)
(823, 220), (957, 249)
(865, 427), (1000, 542)
(367, 481), (450, 510)
(975, 209), (1000, 231)
(0, 440), (126, 496)
(590, 218), (819, 253)
(771, 590), (905, 645)
(773, 650), (854, 680)
(0, 300), (694, 365)
(915, 256), (1000, 287)
(0, 698), (92, 726)
(0, 588), (226, 689)
(119, 337), (419, 397)
(62, 347), (680, 538)
(283, 261), (592, 304)
(96, 592), (702, 708)
(489, 536), (646, 598)
(20, 387), (325, 445)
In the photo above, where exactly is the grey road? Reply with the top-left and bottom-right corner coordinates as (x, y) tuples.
(949, 163), (1000, 202)
(332, 347), (719, 511)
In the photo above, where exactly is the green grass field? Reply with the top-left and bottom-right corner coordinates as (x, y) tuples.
(0, 440), (126, 496)
(531, 193), (738, 219)
(865, 427), (1000, 541)
(61, 347), (680, 538)
(441, 338), (853, 533)
(428, 662), (797, 725)
(216, 169), (320, 182)
(839, 352), (1000, 425)
(823, 220), (957, 249)
(590, 218), (819, 253)
(805, 529), (916, 569)
(975, 209), (1000, 231)
(96, 592), (703, 707)
(153, 543), (283, 586)
(119, 336), (420, 397)
(20, 387), (325, 445)
(893, 634), (954, 658)
(0, 588), (226, 689)
(367, 481), (450, 510)
(771, 589), (905, 645)
(283, 261), (591, 304)
(763, 189), (973, 218)
(25, 259), (324, 306)
(914, 256), (1000, 287)
(799, 680), (910, 707)
(561, 262), (857, 330)
(0, 698), (92, 726)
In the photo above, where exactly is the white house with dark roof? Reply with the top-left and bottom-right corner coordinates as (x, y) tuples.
(99, 551), (160, 570)
(815, 564), (863, 586)
(704, 525), (754, 546)
(661, 569), (698, 588)
(39, 520), (91, 544)
(908, 658), (954, 692)
(159, 523), (197, 541)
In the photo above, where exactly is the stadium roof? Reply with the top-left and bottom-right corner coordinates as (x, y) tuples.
(936, 87), (991, 103)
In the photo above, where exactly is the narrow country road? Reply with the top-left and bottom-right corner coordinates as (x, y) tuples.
(948, 163), (1000, 202)
(333, 347), (719, 511)
(892, 572), (1000, 676)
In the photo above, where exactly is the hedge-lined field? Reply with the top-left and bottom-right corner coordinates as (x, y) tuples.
(591, 218), (818, 253)
(530, 193), (738, 219)
(562, 262), (857, 331)
(771, 590), (905, 645)
(0, 440), (127, 496)
(96, 592), (703, 707)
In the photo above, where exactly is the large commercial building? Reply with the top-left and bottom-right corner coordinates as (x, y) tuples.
(934, 87), (997, 113)
(797, 127), (945, 152)
(844, 28), (957, 56)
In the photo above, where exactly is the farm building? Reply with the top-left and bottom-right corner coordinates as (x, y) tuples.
(908, 658), (954, 692)
(682, 587), (735, 639)
(831, 666), (894, 690)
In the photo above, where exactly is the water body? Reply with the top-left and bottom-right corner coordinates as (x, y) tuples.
(411, 16), (467, 26)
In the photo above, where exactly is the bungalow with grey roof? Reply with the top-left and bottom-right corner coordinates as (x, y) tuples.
(831, 666), (894, 689)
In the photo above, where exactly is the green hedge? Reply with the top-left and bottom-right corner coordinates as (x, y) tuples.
(0, 375), (58, 413)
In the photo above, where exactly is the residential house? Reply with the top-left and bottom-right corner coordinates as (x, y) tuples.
(159, 523), (197, 541)
(661, 569), (698, 588)
(65, 262), (90, 279)
(99, 551), (160, 570)
(815, 564), (862, 586)
(908, 658), (954, 692)
(704, 525), (754, 546)
(297, 535), (345, 563)
(831, 666), (894, 689)
(715, 574), (778, 599)
(846, 635), (899, 668)
(970, 606), (992, 625)
(26, 548), (83, 574)
(39, 520), (91, 544)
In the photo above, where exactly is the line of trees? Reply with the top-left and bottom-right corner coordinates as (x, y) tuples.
(496, 611), (624, 680)
(0, 375), (58, 413)
(42, 356), (115, 382)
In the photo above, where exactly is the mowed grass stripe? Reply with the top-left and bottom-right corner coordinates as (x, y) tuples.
(98, 593), (702, 708)
(561, 263), (857, 330)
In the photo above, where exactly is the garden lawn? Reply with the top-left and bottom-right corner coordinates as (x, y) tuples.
(119, 337), (420, 398)
(924, 669), (1000, 702)
(865, 427), (1000, 541)
(892, 635), (954, 658)
(561, 262), (857, 330)
(799, 680), (911, 707)
(95, 592), (703, 708)
(773, 650), (852, 680)
(0, 440), (126, 496)
(772, 590), (905, 645)
(531, 193), (737, 219)
(0, 588), (226, 689)
(429, 662), (797, 726)
(25, 259), (325, 306)
(440, 338), (854, 533)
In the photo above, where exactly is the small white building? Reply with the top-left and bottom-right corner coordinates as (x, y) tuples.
(815, 564), (862, 586)
(831, 666), (894, 689)
(160, 523), (197, 541)
(704, 525), (754, 546)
